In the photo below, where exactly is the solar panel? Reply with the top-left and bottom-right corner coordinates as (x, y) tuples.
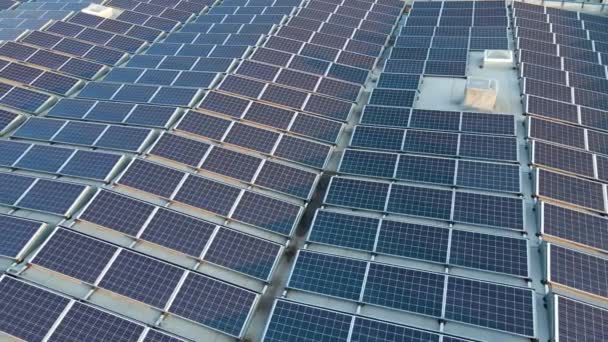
(554, 295), (608, 342)
(204, 228), (280, 279)
(201, 146), (260, 181)
(376, 220), (449, 263)
(404, 130), (459, 156)
(453, 192), (524, 230)
(150, 133), (210, 167)
(325, 177), (388, 211)
(118, 159), (184, 198)
(174, 175), (241, 216)
(308, 210), (379, 251)
(532, 141), (593, 177)
(79, 190), (155, 236)
(537, 169), (604, 212)
(17, 179), (87, 216)
(0, 215), (43, 259)
(0, 172), (34, 205)
(273, 135), (331, 169)
(13, 145), (69, 173)
(350, 126), (404, 151)
(50, 302), (145, 342)
(255, 162), (316, 199)
(459, 135), (518, 162)
(263, 300), (351, 342)
(351, 316), (440, 342)
(445, 277), (535, 336)
(450, 230), (528, 276)
(549, 242), (608, 301)
(387, 184), (452, 220)
(410, 109), (460, 131)
(289, 250), (366, 300)
(138, 208), (214, 258)
(231, 191), (301, 235)
(0, 276), (69, 342)
(339, 149), (397, 178)
(33, 228), (117, 283)
(13, 118), (65, 140)
(541, 202), (608, 252)
(363, 262), (445, 316)
(169, 273), (256, 336)
(456, 161), (520, 193)
(99, 250), (183, 308)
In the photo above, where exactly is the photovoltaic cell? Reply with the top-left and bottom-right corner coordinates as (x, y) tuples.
(376, 220), (449, 263)
(387, 184), (452, 220)
(118, 159), (184, 198)
(17, 179), (86, 216)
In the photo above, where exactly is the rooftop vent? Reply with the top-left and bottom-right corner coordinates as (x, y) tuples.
(463, 77), (498, 111)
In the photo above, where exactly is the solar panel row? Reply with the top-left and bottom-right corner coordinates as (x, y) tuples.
(287, 250), (535, 336)
(351, 126), (518, 161)
(309, 210), (528, 275)
(12, 117), (155, 153)
(198, 91), (343, 143)
(116, 159), (302, 235)
(340, 148), (520, 193)
(263, 299), (474, 342)
(0, 274), (244, 340)
(361, 106), (516, 133)
(0, 41), (107, 80)
(0, 172), (88, 216)
(0, 140), (124, 181)
(47, 98), (179, 128)
(175, 110), (332, 168)
(149, 133), (318, 199)
(324, 176), (524, 230)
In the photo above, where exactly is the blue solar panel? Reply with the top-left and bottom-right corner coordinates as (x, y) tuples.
(0, 215), (42, 258)
(15, 145), (73, 173)
(325, 177), (389, 211)
(363, 262), (445, 316)
(387, 184), (452, 220)
(445, 277), (534, 336)
(204, 228), (281, 280)
(33, 228), (117, 283)
(99, 251), (183, 308)
(0, 276), (69, 342)
(376, 220), (449, 263)
(169, 273), (256, 336)
(17, 179), (87, 216)
(289, 251), (366, 300)
(50, 302), (145, 342)
(79, 190), (155, 236)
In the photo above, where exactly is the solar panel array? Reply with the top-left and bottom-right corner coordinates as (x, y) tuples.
(511, 2), (608, 341)
(0, 0), (606, 340)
